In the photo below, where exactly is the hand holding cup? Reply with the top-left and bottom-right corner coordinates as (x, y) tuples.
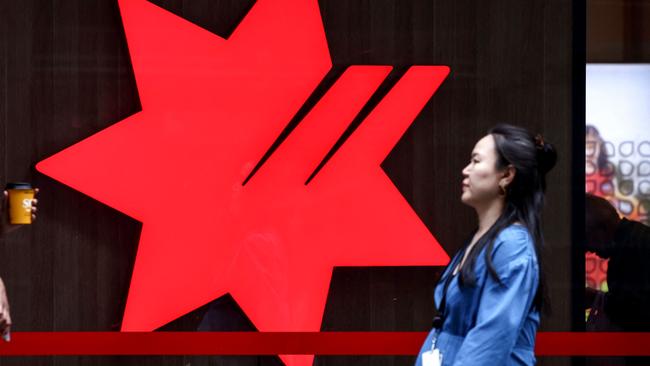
(2, 183), (39, 234)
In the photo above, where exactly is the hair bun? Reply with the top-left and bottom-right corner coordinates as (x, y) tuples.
(536, 138), (557, 175)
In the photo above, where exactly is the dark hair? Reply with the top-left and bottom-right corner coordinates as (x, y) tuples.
(586, 125), (609, 171)
(585, 193), (620, 255)
(459, 124), (557, 312)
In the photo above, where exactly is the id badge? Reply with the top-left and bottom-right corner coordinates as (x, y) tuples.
(421, 348), (442, 366)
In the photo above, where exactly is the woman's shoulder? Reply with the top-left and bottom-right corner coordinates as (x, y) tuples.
(490, 224), (537, 264)
(496, 223), (532, 241)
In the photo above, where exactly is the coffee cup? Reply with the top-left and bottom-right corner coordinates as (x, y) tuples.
(5, 183), (35, 225)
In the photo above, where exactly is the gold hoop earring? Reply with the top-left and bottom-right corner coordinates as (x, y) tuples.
(499, 185), (506, 196)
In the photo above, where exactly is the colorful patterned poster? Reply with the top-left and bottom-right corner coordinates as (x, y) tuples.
(586, 64), (650, 296)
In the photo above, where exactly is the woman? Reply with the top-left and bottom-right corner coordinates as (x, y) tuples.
(416, 124), (556, 366)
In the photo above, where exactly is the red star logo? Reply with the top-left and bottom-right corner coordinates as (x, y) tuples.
(36, 0), (449, 365)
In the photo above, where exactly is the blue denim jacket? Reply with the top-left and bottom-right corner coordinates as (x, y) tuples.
(415, 225), (540, 366)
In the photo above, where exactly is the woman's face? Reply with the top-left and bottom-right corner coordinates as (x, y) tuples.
(461, 134), (503, 208)
(585, 130), (602, 176)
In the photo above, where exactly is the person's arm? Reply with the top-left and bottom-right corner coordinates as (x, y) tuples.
(0, 188), (38, 341)
(0, 277), (11, 340)
(586, 286), (600, 309)
(452, 232), (538, 366)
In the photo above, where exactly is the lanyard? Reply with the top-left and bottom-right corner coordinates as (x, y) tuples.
(432, 245), (468, 329)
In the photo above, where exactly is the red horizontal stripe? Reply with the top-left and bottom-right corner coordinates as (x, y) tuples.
(0, 332), (647, 356)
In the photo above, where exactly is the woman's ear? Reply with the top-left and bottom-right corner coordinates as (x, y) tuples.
(501, 165), (516, 188)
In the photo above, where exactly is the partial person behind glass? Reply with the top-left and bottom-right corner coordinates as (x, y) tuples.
(586, 193), (650, 332)
(585, 193), (650, 366)
(0, 188), (39, 341)
(415, 124), (556, 366)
